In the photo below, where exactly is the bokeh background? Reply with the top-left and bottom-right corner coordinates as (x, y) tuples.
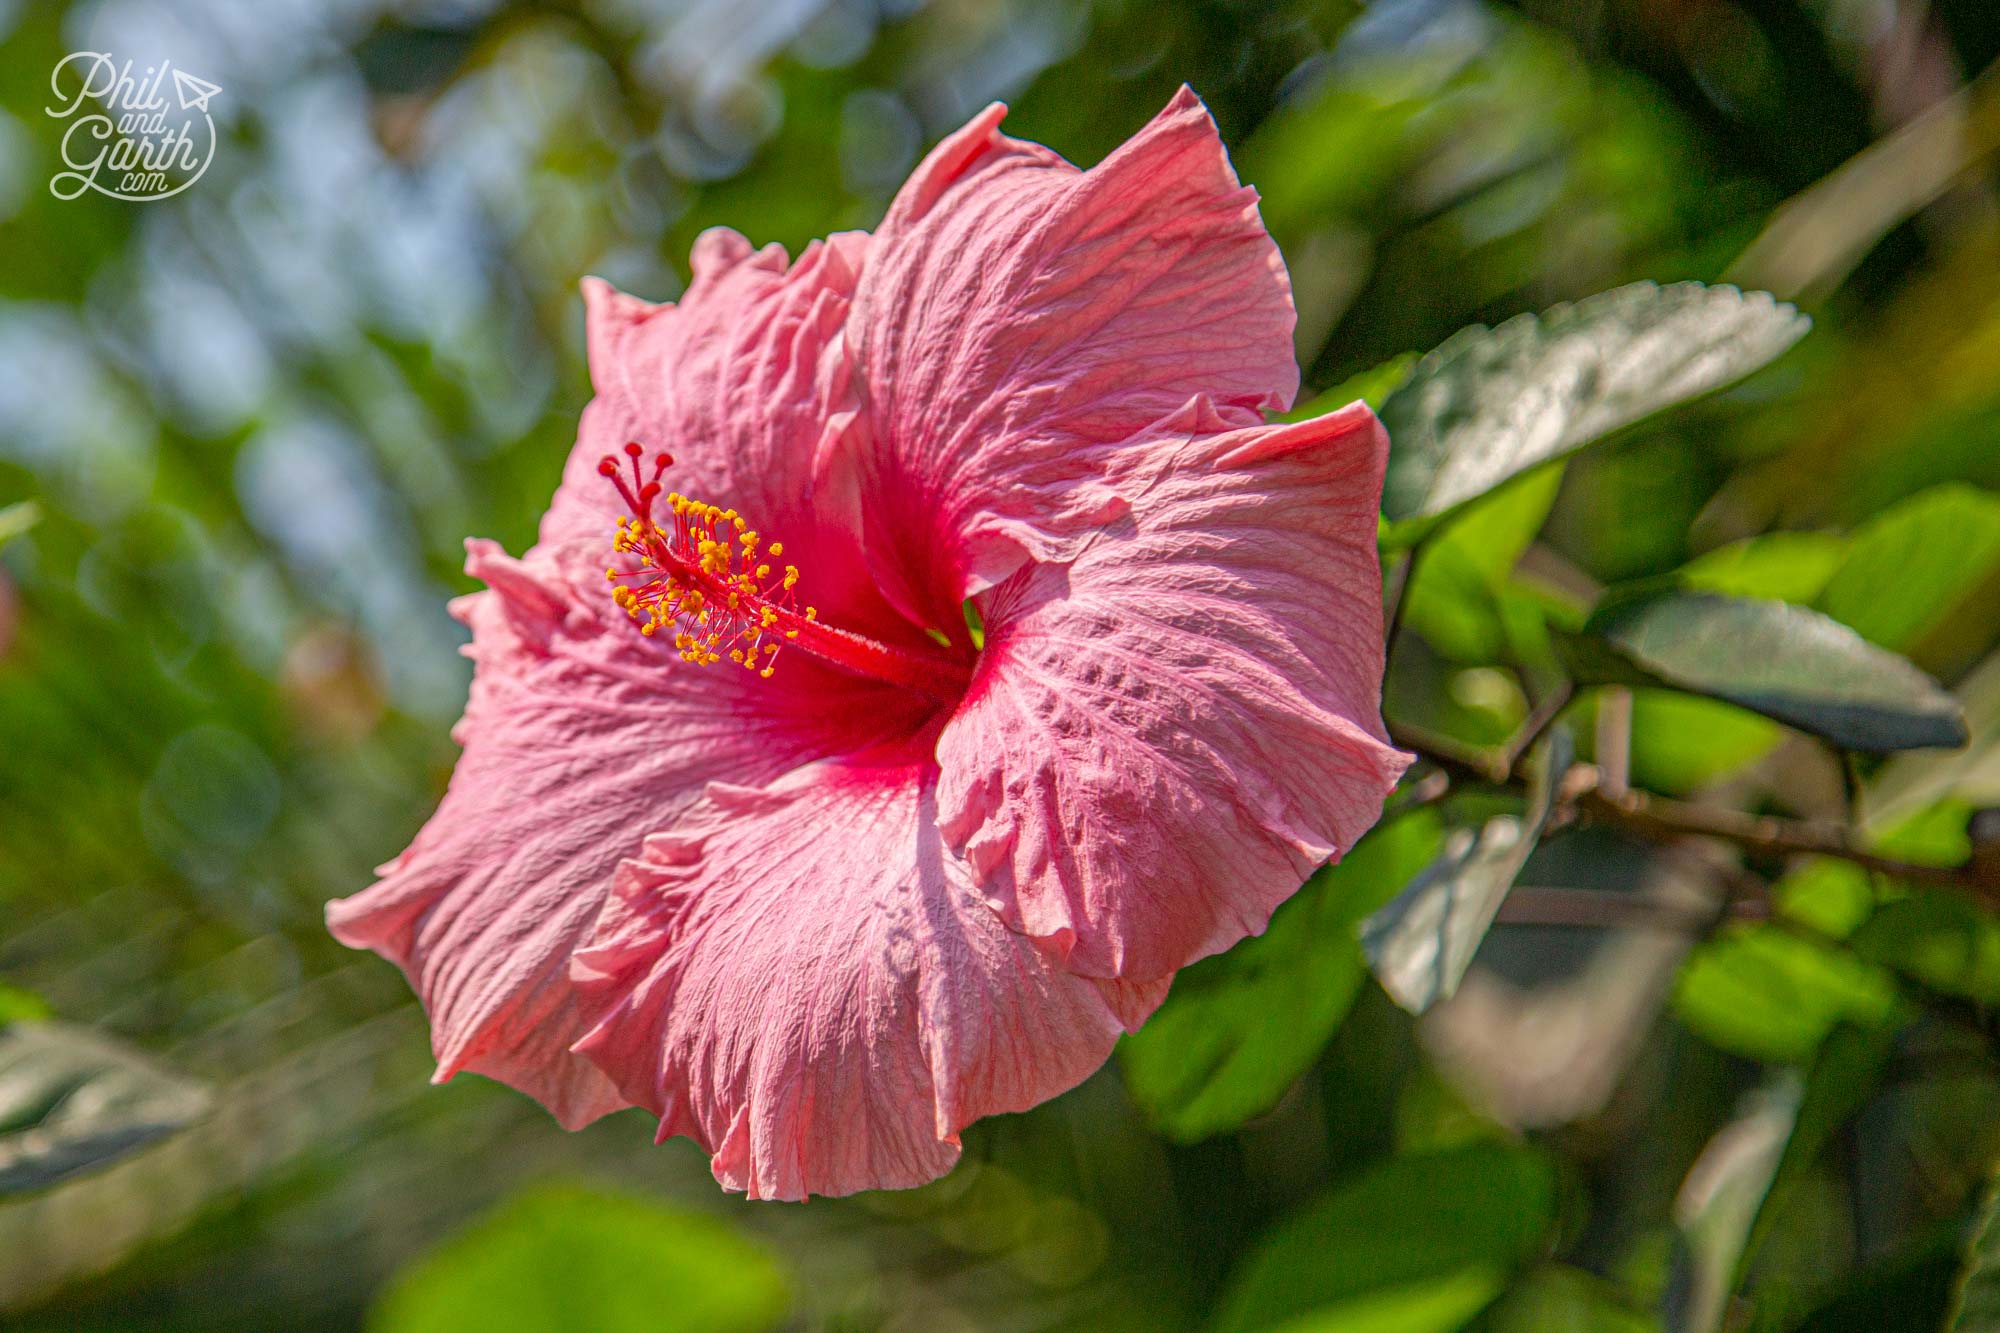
(4, 0), (2000, 1329)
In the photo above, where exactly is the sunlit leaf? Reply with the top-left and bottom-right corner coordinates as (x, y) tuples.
(1363, 727), (1571, 1013)
(1816, 484), (2000, 653)
(0, 985), (49, 1028)
(1379, 282), (1808, 534)
(1563, 591), (1967, 752)
(1121, 812), (1443, 1143)
(1280, 353), (1419, 422)
(1623, 692), (1782, 796)
(1402, 466), (1565, 662)
(371, 1183), (791, 1333)
(1673, 928), (1901, 1064)
(1676, 531), (1850, 603)
(0, 501), (39, 550)
(1212, 1143), (1558, 1333)
(0, 1021), (211, 1197)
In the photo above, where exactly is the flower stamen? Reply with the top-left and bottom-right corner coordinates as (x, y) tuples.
(598, 445), (972, 699)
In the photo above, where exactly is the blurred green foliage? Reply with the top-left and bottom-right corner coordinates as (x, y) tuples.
(2, 0), (2000, 1330)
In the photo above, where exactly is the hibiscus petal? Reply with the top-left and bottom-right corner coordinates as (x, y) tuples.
(933, 401), (1413, 982)
(545, 232), (922, 650)
(568, 748), (1165, 1201)
(840, 85), (1301, 631)
(325, 539), (914, 1127)
(549, 229), (863, 542)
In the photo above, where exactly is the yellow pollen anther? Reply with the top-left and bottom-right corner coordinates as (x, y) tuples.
(598, 455), (810, 681)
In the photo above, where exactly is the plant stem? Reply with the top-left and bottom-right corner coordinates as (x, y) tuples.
(1570, 767), (2000, 902)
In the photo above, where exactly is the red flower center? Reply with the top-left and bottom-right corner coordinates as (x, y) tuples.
(599, 444), (972, 700)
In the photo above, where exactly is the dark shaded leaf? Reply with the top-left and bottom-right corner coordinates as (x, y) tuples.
(1852, 891), (2000, 1003)
(0, 1021), (210, 1197)
(1211, 1143), (1558, 1333)
(1565, 591), (1967, 752)
(1379, 282), (1808, 533)
(1792, 1232), (1960, 1333)
(1363, 727), (1572, 1013)
(1486, 1264), (1656, 1333)
(1740, 1023), (1902, 1277)
(1668, 1079), (1799, 1333)
(1952, 1176), (2000, 1332)
(372, 1183), (791, 1333)
(1121, 812), (1442, 1142)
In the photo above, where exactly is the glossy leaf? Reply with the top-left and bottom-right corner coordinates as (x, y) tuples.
(0, 1021), (211, 1197)
(1363, 727), (1571, 1013)
(1211, 1143), (1558, 1333)
(371, 1183), (791, 1333)
(1566, 591), (1967, 753)
(1379, 282), (1808, 534)
(1122, 812), (1443, 1142)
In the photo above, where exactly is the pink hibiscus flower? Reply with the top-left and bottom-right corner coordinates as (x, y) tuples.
(326, 87), (1408, 1200)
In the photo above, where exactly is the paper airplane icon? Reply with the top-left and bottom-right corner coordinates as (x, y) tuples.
(171, 68), (220, 113)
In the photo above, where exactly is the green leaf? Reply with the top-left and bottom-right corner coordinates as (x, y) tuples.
(1211, 1143), (1558, 1333)
(1816, 484), (2000, 653)
(0, 984), (50, 1028)
(1623, 692), (1782, 796)
(1486, 1265), (1658, 1333)
(1280, 353), (1419, 423)
(1676, 531), (1850, 603)
(371, 1183), (791, 1333)
(1868, 649), (2000, 833)
(0, 501), (40, 549)
(1673, 928), (1901, 1064)
(1792, 1233), (1960, 1333)
(1951, 1175), (2000, 1332)
(1121, 812), (1443, 1142)
(1564, 591), (1967, 753)
(1851, 891), (2000, 1003)
(1362, 727), (1571, 1014)
(1669, 1079), (1799, 1333)
(0, 1021), (211, 1197)
(1379, 282), (1808, 535)
(1401, 465), (1565, 662)
(1739, 1023), (1901, 1278)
